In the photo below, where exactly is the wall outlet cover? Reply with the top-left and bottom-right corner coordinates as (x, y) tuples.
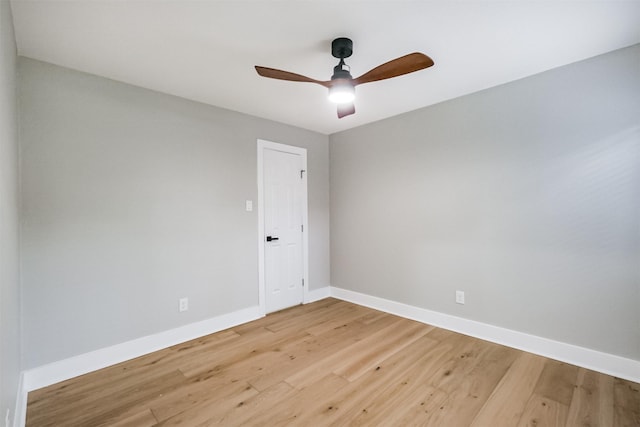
(455, 291), (465, 305)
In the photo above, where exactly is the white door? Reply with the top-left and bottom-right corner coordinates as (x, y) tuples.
(259, 141), (307, 313)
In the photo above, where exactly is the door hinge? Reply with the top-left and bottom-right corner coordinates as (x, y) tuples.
(301, 224), (304, 232)
(300, 169), (306, 179)
(302, 278), (305, 287)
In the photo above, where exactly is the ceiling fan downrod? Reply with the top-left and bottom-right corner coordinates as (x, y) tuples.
(332, 58), (353, 81)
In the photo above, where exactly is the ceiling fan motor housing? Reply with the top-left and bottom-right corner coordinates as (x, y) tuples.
(331, 37), (353, 59)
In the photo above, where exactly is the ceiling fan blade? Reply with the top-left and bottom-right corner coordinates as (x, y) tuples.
(255, 66), (330, 87)
(337, 103), (355, 119)
(353, 53), (434, 86)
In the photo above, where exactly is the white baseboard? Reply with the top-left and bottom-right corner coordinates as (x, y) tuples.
(330, 286), (640, 383)
(15, 291), (639, 427)
(305, 286), (331, 303)
(21, 305), (263, 394)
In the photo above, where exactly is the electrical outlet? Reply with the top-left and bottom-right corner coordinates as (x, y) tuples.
(179, 297), (189, 312)
(455, 291), (465, 305)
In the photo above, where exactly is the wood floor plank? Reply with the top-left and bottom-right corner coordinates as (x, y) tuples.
(426, 335), (505, 395)
(76, 369), (188, 426)
(516, 394), (569, 427)
(27, 369), (187, 427)
(263, 300), (353, 333)
(348, 382), (440, 426)
(284, 317), (405, 389)
(534, 359), (579, 407)
(167, 329), (241, 351)
(304, 303), (373, 336)
(356, 308), (392, 325)
(342, 334), (491, 426)
(393, 386), (450, 426)
(177, 327), (310, 378)
(105, 408), (158, 427)
(147, 371), (249, 421)
(176, 346), (301, 400)
(28, 329), (241, 417)
(566, 368), (615, 427)
(289, 335), (447, 425)
(26, 299), (640, 427)
(241, 374), (349, 426)
(153, 381), (258, 426)
(425, 325), (459, 342)
(332, 318), (432, 381)
(613, 377), (640, 426)
(247, 314), (392, 391)
(214, 382), (297, 426)
(421, 341), (520, 426)
(470, 352), (547, 427)
(230, 298), (342, 336)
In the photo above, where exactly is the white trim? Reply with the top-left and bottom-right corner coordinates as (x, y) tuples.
(304, 286), (331, 304)
(330, 286), (640, 383)
(13, 373), (26, 427)
(257, 139), (309, 314)
(21, 305), (262, 393)
(257, 141), (266, 314)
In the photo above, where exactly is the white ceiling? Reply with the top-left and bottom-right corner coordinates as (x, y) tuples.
(10, 0), (640, 135)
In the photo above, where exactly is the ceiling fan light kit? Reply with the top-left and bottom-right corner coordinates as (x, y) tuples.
(255, 37), (434, 118)
(328, 82), (355, 104)
(328, 38), (356, 104)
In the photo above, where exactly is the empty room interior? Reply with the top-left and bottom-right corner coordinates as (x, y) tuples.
(1, 1), (640, 426)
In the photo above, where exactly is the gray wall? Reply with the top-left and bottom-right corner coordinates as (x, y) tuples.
(19, 58), (330, 369)
(0, 0), (21, 420)
(330, 45), (640, 361)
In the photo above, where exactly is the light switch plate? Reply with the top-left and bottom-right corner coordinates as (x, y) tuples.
(245, 200), (253, 212)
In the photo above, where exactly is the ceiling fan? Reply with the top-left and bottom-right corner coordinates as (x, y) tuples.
(255, 38), (434, 119)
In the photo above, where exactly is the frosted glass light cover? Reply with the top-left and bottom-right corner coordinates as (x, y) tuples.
(328, 84), (355, 104)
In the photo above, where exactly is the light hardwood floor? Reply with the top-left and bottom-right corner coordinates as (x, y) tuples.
(27, 298), (639, 426)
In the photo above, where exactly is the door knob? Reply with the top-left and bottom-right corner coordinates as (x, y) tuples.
(266, 236), (279, 242)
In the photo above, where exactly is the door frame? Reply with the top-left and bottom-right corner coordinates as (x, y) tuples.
(257, 139), (309, 315)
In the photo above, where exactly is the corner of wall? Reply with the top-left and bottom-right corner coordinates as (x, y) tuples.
(305, 286), (331, 303)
